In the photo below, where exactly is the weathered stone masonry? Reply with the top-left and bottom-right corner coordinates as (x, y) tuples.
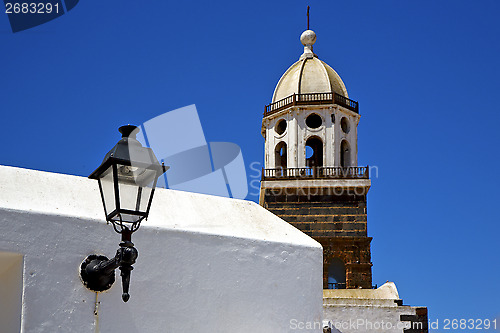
(263, 189), (373, 289)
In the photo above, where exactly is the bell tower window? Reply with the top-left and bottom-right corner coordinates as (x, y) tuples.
(275, 142), (287, 169)
(340, 117), (350, 134)
(306, 113), (322, 129)
(275, 119), (287, 135)
(340, 139), (350, 167)
(327, 258), (346, 289)
(305, 137), (323, 167)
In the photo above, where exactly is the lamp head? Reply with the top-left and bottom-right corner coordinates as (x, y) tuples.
(89, 125), (168, 233)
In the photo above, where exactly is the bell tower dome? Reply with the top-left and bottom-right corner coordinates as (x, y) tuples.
(260, 29), (373, 290)
(262, 29), (360, 171)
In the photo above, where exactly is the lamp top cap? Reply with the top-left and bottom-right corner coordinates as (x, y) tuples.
(119, 125), (139, 139)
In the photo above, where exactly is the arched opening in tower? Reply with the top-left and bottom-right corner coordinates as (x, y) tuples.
(306, 137), (323, 168)
(274, 141), (287, 170)
(340, 139), (351, 167)
(327, 258), (346, 289)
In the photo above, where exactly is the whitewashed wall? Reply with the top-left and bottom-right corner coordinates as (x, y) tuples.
(0, 165), (323, 333)
(323, 283), (424, 333)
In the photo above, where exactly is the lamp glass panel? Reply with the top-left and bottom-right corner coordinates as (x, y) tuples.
(138, 184), (153, 212)
(118, 212), (142, 224)
(99, 165), (116, 216)
(116, 164), (157, 217)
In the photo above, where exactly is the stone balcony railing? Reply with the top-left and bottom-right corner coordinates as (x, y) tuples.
(264, 92), (359, 117)
(261, 166), (369, 181)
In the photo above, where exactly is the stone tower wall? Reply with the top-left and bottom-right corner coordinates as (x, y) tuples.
(263, 188), (373, 288)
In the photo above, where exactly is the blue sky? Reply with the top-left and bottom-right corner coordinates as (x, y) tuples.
(1, 0), (499, 330)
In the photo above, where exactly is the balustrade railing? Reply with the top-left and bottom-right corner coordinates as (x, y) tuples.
(264, 92), (359, 116)
(327, 282), (346, 289)
(326, 282), (378, 289)
(262, 166), (369, 180)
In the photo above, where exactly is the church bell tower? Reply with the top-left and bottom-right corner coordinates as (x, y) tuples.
(260, 29), (373, 289)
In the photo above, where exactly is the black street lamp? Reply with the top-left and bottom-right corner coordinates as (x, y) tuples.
(80, 125), (167, 302)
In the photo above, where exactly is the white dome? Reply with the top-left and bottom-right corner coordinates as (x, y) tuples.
(272, 30), (348, 103)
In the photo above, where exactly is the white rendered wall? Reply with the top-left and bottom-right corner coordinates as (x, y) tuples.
(263, 105), (360, 169)
(323, 283), (422, 333)
(0, 165), (323, 333)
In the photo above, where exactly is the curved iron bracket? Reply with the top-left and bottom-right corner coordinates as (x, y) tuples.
(80, 232), (138, 302)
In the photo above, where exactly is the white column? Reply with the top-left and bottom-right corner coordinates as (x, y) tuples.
(333, 109), (340, 166)
(325, 108), (334, 167)
(265, 126), (272, 169)
(289, 112), (298, 168)
(353, 116), (360, 166)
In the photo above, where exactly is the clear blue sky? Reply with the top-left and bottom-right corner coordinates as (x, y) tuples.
(1, 0), (499, 330)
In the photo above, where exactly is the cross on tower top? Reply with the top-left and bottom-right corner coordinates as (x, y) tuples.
(307, 6), (310, 30)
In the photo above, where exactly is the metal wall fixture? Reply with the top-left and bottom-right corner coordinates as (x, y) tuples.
(80, 125), (167, 302)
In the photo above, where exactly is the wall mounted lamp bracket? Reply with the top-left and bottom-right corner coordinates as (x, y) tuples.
(80, 229), (138, 302)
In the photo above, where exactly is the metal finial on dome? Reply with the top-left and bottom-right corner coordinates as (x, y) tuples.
(307, 5), (310, 30)
(300, 30), (316, 46)
(300, 6), (316, 59)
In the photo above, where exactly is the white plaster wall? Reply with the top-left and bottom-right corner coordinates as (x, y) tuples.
(323, 305), (417, 333)
(323, 283), (420, 333)
(0, 165), (323, 333)
(265, 112), (292, 169)
(333, 107), (360, 167)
